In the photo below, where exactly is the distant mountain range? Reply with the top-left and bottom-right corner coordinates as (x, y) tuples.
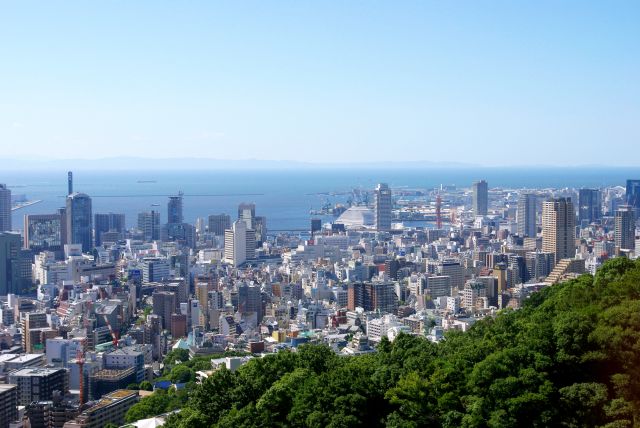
(0, 157), (476, 171)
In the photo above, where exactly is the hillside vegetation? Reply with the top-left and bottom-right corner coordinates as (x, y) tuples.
(163, 258), (640, 428)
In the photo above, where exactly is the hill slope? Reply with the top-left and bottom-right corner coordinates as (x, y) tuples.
(164, 258), (640, 428)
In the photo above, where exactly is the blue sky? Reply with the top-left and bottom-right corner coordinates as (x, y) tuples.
(0, 1), (638, 165)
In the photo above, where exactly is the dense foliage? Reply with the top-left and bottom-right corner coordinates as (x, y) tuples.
(160, 258), (640, 427)
(124, 349), (248, 422)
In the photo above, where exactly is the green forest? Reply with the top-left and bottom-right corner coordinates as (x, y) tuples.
(150, 258), (640, 427)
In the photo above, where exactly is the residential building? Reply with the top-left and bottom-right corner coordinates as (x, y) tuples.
(516, 193), (536, 237)
(542, 198), (576, 263)
(8, 368), (67, 406)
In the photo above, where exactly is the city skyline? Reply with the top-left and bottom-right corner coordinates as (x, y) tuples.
(1, 1), (639, 166)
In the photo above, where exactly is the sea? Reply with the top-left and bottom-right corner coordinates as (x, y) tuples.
(4, 167), (638, 233)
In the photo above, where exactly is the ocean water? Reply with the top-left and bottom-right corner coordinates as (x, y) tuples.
(4, 167), (638, 232)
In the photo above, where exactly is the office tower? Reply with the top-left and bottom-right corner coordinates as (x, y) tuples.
(254, 215), (267, 245)
(224, 220), (255, 266)
(472, 180), (488, 216)
(208, 214), (231, 236)
(238, 202), (256, 229)
(94, 213), (125, 246)
(0, 232), (22, 296)
(425, 275), (451, 298)
(0, 184), (11, 232)
(167, 192), (184, 224)
(238, 283), (263, 322)
(66, 193), (93, 253)
(67, 171), (73, 196)
(626, 179), (640, 215)
(8, 368), (67, 406)
(142, 257), (170, 283)
(0, 384), (18, 428)
(58, 207), (68, 248)
(615, 205), (636, 252)
(542, 198), (576, 263)
(374, 183), (392, 231)
(578, 188), (602, 224)
(137, 211), (160, 241)
(311, 219), (322, 235)
(516, 193), (536, 237)
(24, 213), (63, 252)
(437, 260), (464, 290)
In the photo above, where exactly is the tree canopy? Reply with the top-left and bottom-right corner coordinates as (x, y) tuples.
(160, 258), (640, 427)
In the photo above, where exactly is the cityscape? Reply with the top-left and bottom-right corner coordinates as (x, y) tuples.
(2, 1), (640, 427)
(0, 172), (638, 426)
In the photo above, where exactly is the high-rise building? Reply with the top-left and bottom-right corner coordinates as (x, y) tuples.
(516, 193), (536, 237)
(0, 184), (11, 232)
(224, 220), (255, 266)
(374, 183), (392, 231)
(66, 193), (93, 253)
(24, 213), (63, 252)
(254, 215), (267, 245)
(237, 203), (256, 230)
(167, 192), (184, 224)
(208, 214), (231, 236)
(137, 211), (160, 241)
(67, 171), (73, 195)
(626, 179), (640, 215)
(542, 198), (576, 263)
(578, 188), (602, 225)
(94, 213), (125, 246)
(0, 232), (22, 296)
(614, 205), (635, 252)
(472, 180), (488, 217)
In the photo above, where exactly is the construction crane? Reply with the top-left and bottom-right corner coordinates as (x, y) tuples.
(75, 338), (86, 407)
(102, 313), (119, 348)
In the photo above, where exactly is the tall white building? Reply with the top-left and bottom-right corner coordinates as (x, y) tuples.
(374, 183), (392, 231)
(224, 220), (256, 266)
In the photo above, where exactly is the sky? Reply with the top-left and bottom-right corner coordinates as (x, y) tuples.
(0, 1), (638, 166)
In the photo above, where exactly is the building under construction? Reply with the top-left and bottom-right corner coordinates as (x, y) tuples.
(87, 368), (135, 401)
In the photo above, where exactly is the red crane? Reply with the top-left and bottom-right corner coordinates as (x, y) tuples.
(76, 339), (86, 406)
(102, 313), (119, 348)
